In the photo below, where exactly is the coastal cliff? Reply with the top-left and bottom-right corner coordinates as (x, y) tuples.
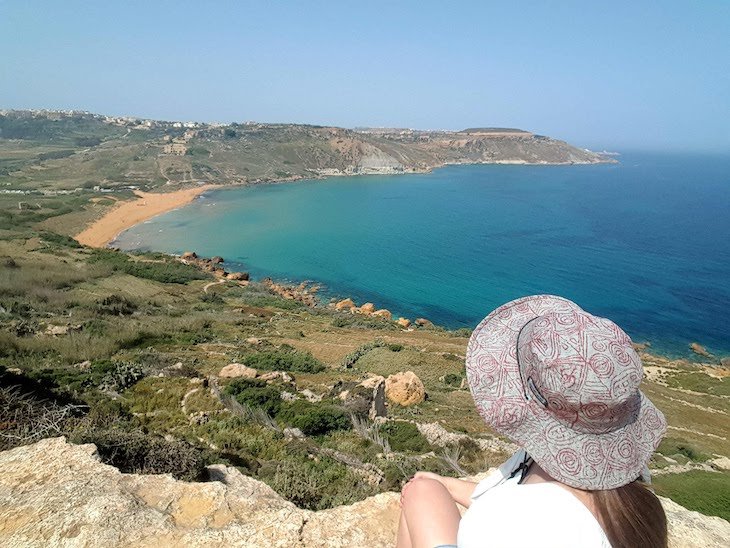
(0, 437), (727, 547)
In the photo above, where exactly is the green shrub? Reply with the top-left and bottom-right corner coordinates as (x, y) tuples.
(99, 361), (146, 392)
(331, 314), (396, 330)
(38, 231), (81, 249)
(387, 343), (404, 352)
(341, 339), (385, 368)
(450, 327), (472, 337)
(95, 294), (137, 316)
(657, 437), (711, 462)
(277, 400), (351, 436)
(381, 421), (431, 453)
(88, 249), (208, 284)
(443, 373), (463, 387)
(266, 457), (377, 510)
(70, 428), (208, 481)
(224, 378), (282, 417)
(84, 398), (132, 428)
(200, 292), (223, 304)
(243, 349), (325, 373)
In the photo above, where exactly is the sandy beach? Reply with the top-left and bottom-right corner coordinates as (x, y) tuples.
(74, 185), (217, 248)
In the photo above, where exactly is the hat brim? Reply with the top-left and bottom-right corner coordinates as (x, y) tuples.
(466, 295), (667, 490)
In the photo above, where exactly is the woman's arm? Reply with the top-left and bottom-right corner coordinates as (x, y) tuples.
(404, 471), (478, 508)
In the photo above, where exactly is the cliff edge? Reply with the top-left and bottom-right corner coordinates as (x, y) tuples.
(1, 438), (727, 547)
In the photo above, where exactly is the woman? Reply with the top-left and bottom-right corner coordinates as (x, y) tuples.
(397, 295), (668, 548)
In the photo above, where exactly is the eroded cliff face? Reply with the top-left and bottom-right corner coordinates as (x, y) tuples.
(1, 438), (726, 548)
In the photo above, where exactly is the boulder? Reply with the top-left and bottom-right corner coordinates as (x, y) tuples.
(44, 324), (69, 336)
(335, 298), (356, 311)
(0, 438), (727, 547)
(340, 384), (373, 416)
(385, 371), (426, 406)
(211, 256), (224, 264)
(181, 251), (197, 260)
(633, 341), (651, 352)
(372, 309), (392, 320)
(227, 271), (249, 281)
(300, 389), (323, 403)
(259, 371), (295, 384)
(359, 303), (375, 315)
(689, 342), (713, 359)
(218, 363), (258, 379)
(721, 357), (730, 368)
(415, 318), (432, 327)
(396, 317), (411, 328)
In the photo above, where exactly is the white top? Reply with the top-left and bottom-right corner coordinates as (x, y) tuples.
(457, 452), (611, 548)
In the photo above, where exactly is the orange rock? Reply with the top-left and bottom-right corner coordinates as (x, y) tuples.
(396, 318), (411, 328)
(335, 298), (356, 311)
(218, 363), (257, 379)
(385, 371), (426, 406)
(372, 309), (392, 320)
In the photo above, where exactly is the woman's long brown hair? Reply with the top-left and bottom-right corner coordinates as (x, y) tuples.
(592, 481), (668, 548)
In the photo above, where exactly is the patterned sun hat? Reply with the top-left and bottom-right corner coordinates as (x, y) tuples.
(466, 295), (667, 490)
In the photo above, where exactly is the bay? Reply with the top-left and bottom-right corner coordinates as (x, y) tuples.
(115, 152), (730, 356)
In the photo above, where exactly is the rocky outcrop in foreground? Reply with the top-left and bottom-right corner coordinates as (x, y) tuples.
(1, 438), (727, 547)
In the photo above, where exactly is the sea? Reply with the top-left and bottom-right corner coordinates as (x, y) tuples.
(114, 152), (730, 357)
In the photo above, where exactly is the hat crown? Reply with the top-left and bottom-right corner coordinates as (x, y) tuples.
(518, 311), (643, 434)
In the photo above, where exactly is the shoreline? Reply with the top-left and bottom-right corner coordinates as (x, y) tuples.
(74, 184), (220, 248)
(73, 158), (617, 249)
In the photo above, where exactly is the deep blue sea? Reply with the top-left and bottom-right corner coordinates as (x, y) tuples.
(115, 152), (730, 357)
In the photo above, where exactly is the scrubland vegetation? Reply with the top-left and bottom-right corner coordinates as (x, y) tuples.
(0, 115), (728, 518)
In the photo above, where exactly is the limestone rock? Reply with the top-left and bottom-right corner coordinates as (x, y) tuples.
(0, 438), (727, 547)
(396, 317), (411, 328)
(690, 342), (713, 359)
(0, 437), (303, 547)
(301, 492), (400, 547)
(359, 303), (375, 315)
(385, 371), (426, 406)
(181, 251), (197, 260)
(372, 309), (392, 320)
(211, 256), (224, 264)
(44, 324), (70, 336)
(415, 318), (432, 327)
(661, 495), (730, 547)
(359, 375), (385, 390)
(258, 371), (294, 384)
(334, 298), (355, 311)
(227, 271), (249, 281)
(218, 363), (257, 379)
(300, 389), (322, 403)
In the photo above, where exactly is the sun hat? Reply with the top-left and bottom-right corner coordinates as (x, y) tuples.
(466, 295), (666, 490)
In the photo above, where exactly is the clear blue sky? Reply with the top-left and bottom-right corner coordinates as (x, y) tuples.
(1, 1), (729, 152)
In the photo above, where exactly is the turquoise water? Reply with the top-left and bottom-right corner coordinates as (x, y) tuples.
(115, 152), (730, 356)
